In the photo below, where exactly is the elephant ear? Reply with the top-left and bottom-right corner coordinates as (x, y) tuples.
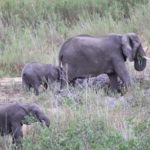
(121, 33), (140, 62)
(122, 33), (146, 71)
(134, 45), (147, 71)
(134, 50), (146, 71)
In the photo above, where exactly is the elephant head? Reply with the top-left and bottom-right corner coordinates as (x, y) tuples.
(122, 33), (146, 71)
(21, 103), (50, 127)
(29, 104), (50, 127)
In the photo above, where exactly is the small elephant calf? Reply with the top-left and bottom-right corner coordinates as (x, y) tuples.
(0, 102), (50, 145)
(22, 62), (60, 95)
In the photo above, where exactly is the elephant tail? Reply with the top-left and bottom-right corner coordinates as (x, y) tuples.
(56, 66), (62, 82)
(58, 53), (65, 82)
(59, 53), (63, 68)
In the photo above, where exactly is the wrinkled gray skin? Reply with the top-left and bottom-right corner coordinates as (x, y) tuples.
(59, 33), (146, 91)
(22, 62), (60, 95)
(0, 102), (50, 145)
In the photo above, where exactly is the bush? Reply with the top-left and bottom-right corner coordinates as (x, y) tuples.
(22, 119), (125, 150)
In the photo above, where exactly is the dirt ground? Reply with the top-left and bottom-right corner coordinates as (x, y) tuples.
(0, 77), (23, 102)
(0, 75), (149, 102)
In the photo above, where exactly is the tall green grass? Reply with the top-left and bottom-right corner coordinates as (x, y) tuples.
(0, 0), (150, 76)
(0, 0), (148, 27)
(21, 85), (150, 150)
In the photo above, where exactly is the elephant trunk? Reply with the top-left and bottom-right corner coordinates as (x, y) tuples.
(36, 112), (50, 127)
(134, 45), (146, 71)
(41, 115), (50, 127)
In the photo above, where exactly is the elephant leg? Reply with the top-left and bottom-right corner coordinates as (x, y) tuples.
(27, 84), (32, 91)
(11, 123), (23, 145)
(22, 81), (31, 92)
(113, 61), (131, 87)
(31, 81), (40, 95)
(60, 65), (75, 89)
(60, 67), (67, 89)
(43, 82), (48, 90)
(69, 79), (76, 87)
(33, 84), (40, 96)
(108, 73), (118, 91)
(60, 75), (74, 89)
(60, 74), (67, 89)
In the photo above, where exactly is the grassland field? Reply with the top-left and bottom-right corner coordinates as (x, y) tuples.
(0, 0), (150, 150)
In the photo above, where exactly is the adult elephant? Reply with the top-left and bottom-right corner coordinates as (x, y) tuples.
(59, 33), (146, 91)
(0, 102), (50, 145)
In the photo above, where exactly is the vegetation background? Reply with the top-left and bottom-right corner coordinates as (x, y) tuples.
(0, 0), (150, 150)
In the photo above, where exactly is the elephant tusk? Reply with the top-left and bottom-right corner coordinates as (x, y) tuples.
(142, 56), (150, 61)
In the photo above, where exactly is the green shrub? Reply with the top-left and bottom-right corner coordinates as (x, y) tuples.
(22, 119), (125, 150)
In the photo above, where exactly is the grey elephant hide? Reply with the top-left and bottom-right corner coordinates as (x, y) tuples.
(59, 33), (146, 92)
(0, 102), (50, 145)
(22, 62), (60, 95)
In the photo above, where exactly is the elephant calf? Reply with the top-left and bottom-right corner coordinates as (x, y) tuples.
(59, 33), (147, 92)
(22, 62), (60, 95)
(0, 102), (50, 145)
